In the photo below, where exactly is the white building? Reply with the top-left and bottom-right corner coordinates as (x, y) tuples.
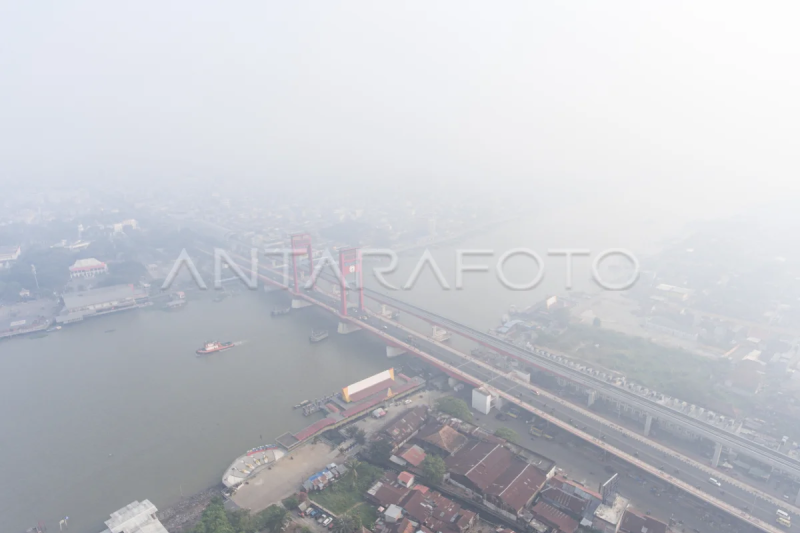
(100, 500), (169, 533)
(69, 258), (108, 279)
(472, 387), (493, 415)
(0, 245), (21, 269)
(113, 219), (139, 233)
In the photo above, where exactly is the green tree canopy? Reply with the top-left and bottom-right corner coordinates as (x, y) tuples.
(494, 427), (518, 443)
(421, 454), (447, 486)
(193, 497), (235, 533)
(435, 397), (473, 422)
(353, 428), (367, 445)
(256, 505), (290, 533)
(282, 495), (300, 510)
(332, 514), (361, 533)
(366, 438), (394, 463)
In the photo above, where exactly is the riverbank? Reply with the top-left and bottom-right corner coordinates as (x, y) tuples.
(157, 485), (225, 532)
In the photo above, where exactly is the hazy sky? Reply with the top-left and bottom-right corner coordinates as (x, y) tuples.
(1, 2), (798, 216)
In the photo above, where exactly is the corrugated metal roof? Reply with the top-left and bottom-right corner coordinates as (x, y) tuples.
(62, 284), (147, 310)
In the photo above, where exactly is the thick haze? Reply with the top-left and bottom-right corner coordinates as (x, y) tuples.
(1, 2), (798, 217)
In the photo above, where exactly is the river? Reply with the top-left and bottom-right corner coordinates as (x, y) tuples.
(0, 201), (695, 533)
(0, 294), (391, 533)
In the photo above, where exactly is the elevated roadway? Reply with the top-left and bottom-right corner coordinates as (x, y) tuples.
(365, 290), (800, 484)
(199, 246), (797, 531)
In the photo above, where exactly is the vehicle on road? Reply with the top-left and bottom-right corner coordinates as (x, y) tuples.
(708, 477), (722, 487)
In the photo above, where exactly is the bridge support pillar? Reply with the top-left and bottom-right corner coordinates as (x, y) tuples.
(337, 321), (361, 335)
(587, 390), (597, 407)
(291, 298), (312, 309)
(712, 442), (723, 468)
(644, 413), (653, 437)
(386, 345), (406, 358)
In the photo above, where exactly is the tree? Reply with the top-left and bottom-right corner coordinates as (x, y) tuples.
(435, 397), (473, 422)
(353, 428), (367, 445)
(344, 425), (359, 439)
(226, 509), (255, 533)
(366, 438), (394, 464)
(193, 497), (235, 533)
(331, 515), (357, 533)
(332, 513), (362, 533)
(282, 495), (300, 510)
(257, 505), (290, 533)
(421, 454), (447, 486)
(348, 459), (361, 490)
(494, 427), (519, 443)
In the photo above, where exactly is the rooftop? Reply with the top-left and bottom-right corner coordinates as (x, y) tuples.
(488, 459), (546, 513)
(619, 509), (668, 533)
(418, 423), (469, 454)
(70, 257), (107, 271)
(398, 471), (414, 486)
(0, 244), (21, 260)
(398, 444), (427, 467)
(402, 489), (476, 533)
(383, 406), (429, 446)
(531, 501), (578, 533)
(593, 495), (628, 525)
(103, 500), (168, 533)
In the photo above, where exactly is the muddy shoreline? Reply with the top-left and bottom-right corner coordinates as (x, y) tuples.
(156, 484), (225, 532)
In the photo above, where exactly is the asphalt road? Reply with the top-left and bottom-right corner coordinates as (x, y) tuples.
(237, 258), (795, 531)
(366, 313), (797, 532)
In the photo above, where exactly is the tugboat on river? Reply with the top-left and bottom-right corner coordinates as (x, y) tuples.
(271, 307), (290, 317)
(196, 340), (235, 355)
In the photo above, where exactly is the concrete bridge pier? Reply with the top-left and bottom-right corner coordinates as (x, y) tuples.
(712, 441), (723, 468)
(644, 413), (653, 436)
(337, 321), (361, 334)
(386, 345), (406, 357)
(291, 298), (312, 309)
(587, 390), (597, 407)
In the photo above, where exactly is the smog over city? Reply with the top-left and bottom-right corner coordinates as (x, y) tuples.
(2, 3), (800, 533)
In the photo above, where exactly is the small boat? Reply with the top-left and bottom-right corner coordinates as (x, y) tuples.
(293, 400), (311, 409)
(271, 307), (291, 317)
(46, 326), (62, 332)
(196, 340), (235, 355)
(309, 329), (329, 343)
